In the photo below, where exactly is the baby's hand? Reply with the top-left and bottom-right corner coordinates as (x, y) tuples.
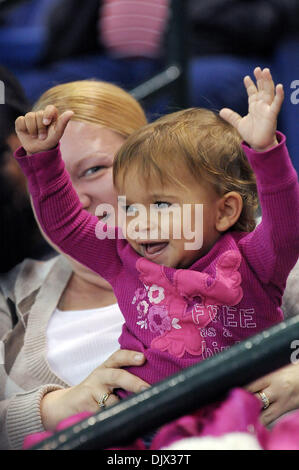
(220, 67), (284, 152)
(15, 105), (74, 155)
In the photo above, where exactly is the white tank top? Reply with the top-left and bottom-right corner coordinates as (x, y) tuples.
(46, 303), (124, 385)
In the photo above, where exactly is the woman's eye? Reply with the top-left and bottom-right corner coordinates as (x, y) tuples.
(153, 201), (171, 209)
(83, 166), (105, 177)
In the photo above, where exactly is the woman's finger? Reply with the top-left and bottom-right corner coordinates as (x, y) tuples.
(24, 112), (38, 136)
(91, 366), (150, 393)
(101, 349), (146, 369)
(106, 368), (150, 393)
(244, 376), (270, 394)
(94, 390), (119, 410)
(259, 401), (281, 426)
(254, 386), (273, 410)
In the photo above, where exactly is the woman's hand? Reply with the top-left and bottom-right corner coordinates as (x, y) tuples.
(220, 67), (284, 152)
(245, 362), (299, 425)
(15, 105), (74, 155)
(40, 349), (150, 431)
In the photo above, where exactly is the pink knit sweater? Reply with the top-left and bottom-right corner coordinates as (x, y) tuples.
(15, 132), (299, 387)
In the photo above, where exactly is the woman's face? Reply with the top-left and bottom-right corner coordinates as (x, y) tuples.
(60, 120), (125, 216)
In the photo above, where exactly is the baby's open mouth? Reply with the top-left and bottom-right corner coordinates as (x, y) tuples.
(140, 242), (169, 257)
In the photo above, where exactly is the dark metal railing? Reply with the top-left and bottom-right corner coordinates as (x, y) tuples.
(31, 314), (299, 450)
(130, 0), (188, 109)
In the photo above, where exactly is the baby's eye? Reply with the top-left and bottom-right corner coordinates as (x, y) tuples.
(83, 166), (105, 177)
(125, 205), (139, 215)
(153, 201), (172, 209)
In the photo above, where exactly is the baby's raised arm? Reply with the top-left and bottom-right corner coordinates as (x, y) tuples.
(220, 67), (284, 152)
(14, 106), (122, 284)
(221, 68), (299, 287)
(15, 105), (74, 155)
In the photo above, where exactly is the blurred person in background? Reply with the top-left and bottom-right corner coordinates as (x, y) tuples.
(0, 66), (52, 273)
(188, 0), (299, 114)
(0, 0), (170, 113)
(187, 0), (299, 172)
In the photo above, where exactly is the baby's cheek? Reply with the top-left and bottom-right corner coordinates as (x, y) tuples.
(163, 209), (184, 240)
(126, 237), (141, 255)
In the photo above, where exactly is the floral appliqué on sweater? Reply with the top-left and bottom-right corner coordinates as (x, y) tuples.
(133, 250), (243, 358)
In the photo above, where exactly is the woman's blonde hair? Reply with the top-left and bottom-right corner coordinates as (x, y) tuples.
(33, 80), (147, 137)
(114, 108), (258, 232)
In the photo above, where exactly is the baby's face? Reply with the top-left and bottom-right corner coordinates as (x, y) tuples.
(118, 167), (222, 269)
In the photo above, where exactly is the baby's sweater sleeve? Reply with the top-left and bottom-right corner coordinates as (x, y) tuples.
(239, 132), (299, 292)
(14, 145), (122, 283)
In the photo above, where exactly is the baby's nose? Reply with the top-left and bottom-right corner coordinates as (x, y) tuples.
(139, 212), (161, 240)
(79, 193), (91, 210)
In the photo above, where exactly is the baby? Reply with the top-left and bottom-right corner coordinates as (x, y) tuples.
(15, 68), (299, 390)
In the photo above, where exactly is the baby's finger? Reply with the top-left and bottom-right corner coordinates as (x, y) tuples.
(262, 68), (274, 93)
(219, 108), (242, 129)
(244, 75), (257, 97)
(42, 105), (58, 126)
(55, 110), (74, 138)
(36, 110), (48, 140)
(24, 112), (38, 136)
(15, 116), (27, 134)
(254, 67), (263, 91)
(271, 84), (284, 115)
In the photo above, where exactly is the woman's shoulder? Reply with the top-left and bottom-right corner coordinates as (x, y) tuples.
(0, 255), (70, 304)
(282, 259), (299, 318)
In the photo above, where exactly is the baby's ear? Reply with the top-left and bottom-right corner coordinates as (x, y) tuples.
(215, 192), (243, 232)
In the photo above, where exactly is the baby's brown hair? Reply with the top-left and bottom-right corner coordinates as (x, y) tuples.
(113, 108), (258, 232)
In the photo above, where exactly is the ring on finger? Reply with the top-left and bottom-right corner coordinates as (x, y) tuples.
(258, 391), (270, 410)
(98, 392), (111, 409)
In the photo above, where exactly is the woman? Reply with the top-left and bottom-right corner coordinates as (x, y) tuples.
(1, 79), (298, 450)
(246, 260), (299, 426)
(0, 80), (149, 450)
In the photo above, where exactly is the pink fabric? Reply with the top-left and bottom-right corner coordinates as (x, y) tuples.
(150, 389), (299, 451)
(14, 132), (299, 388)
(99, 0), (169, 58)
(137, 251), (243, 357)
(24, 390), (299, 450)
(23, 412), (92, 450)
(151, 389), (267, 450)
